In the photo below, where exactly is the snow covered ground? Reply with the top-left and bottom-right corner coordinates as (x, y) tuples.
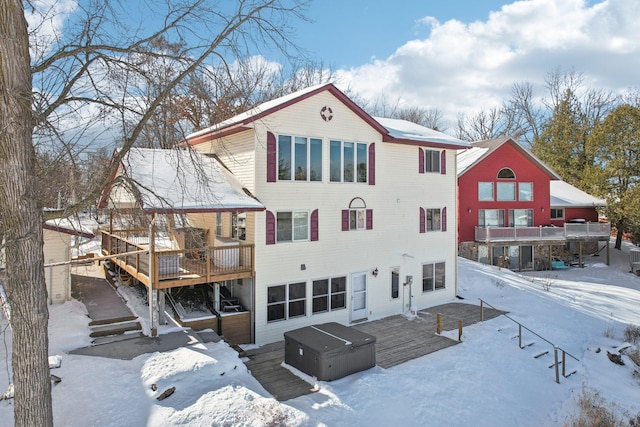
(1, 238), (640, 426)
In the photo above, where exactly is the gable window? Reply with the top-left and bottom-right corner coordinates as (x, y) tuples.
(277, 211), (308, 242)
(425, 149), (441, 173)
(278, 135), (322, 181)
(422, 261), (445, 292)
(519, 183), (533, 201)
(312, 276), (346, 314)
(330, 140), (368, 183)
(267, 282), (307, 322)
(496, 182), (516, 201)
(478, 182), (494, 201)
(342, 198), (373, 231)
(551, 208), (564, 219)
(508, 209), (534, 227)
(497, 168), (515, 179)
(478, 209), (504, 227)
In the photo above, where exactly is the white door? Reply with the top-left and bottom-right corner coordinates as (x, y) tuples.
(350, 272), (367, 321)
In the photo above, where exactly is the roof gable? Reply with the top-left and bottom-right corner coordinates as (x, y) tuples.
(186, 83), (469, 150)
(457, 137), (561, 179)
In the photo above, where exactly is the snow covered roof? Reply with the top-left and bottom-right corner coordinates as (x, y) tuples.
(373, 117), (469, 148)
(550, 180), (606, 208)
(186, 83), (469, 150)
(456, 146), (489, 175)
(44, 217), (95, 239)
(108, 148), (264, 213)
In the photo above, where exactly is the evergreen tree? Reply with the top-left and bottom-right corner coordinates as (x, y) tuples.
(585, 104), (640, 249)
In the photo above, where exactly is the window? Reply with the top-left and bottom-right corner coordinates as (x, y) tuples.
(551, 208), (564, 219)
(519, 183), (533, 201)
(391, 267), (400, 299)
(509, 209), (534, 227)
(267, 283), (307, 322)
(267, 285), (285, 321)
(425, 149), (441, 173)
(478, 209), (504, 227)
(497, 168), (515, 179)
(342, 198), (373, 231)
(330, 140), (368, 183)
(422, 262), (445, 292)
(426, 208), (441, 231)
(350, 209), (366, 230)
(312, 276), (346, 314)
(478, 182), (494, 201)
(278, 135), (322, 181)
(231, 212), (246, 241)
(215, 212), (223, 237)
(276, 211), (308, 242)
(496, 182), (516, 201)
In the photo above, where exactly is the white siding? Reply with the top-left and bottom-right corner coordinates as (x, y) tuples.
(43, 229), (72, 304)
(195, 90), (459, 345)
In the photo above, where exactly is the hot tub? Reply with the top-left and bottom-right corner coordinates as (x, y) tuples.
(284, 322), (376, 381)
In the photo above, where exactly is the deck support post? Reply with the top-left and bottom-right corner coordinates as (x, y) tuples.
(149, 218), (158, 337)
(606, 241), (610, 265)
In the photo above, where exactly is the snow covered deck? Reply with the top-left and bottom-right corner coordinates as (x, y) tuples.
(475, 222), (611, 243)
(101, 231), (255, 289)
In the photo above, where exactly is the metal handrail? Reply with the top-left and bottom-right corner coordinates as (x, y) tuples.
(479, 298), (579, 383)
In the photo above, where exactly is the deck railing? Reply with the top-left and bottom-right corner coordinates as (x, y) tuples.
(475, 222), (610, 243)
(101, 230), (254, 287)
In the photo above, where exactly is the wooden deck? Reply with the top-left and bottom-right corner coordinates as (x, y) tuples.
(242, 302), (506, 401)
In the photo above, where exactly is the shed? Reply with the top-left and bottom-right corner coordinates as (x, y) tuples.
(284, 322), (376, 381)
(43, 218), (94, 304)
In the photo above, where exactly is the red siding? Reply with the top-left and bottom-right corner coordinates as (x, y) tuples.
(458, 141), (555, 243)
(550, 207), (600, 227)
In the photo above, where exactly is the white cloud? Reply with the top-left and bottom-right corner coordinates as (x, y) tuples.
(335, 0), (640, 131)
(26, 0), (78, 58)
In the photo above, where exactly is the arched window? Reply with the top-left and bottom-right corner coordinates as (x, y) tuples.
(342, 198), (373, 231)
(497, 168), (515, 179)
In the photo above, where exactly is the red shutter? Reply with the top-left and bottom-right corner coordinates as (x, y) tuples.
(442, 206), (447, 232)
(368, 143), (375, 185)
(366, 209), (373, 230)
(419, 207), (426, 233)
(440, 150), (446, 175)
(342, 210), (349, 231)
(311, 209), (319, 241)
(418, 148), (424, 174)
(267, 131), (276, 182)
(266, 210), (276, 244)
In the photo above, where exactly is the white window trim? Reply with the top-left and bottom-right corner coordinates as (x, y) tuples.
(276, 210), (310, 243)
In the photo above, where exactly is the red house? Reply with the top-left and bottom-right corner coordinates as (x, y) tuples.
(457, 137), (608, 270)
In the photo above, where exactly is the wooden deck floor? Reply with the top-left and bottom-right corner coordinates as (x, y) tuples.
(242, 301), (506, 401)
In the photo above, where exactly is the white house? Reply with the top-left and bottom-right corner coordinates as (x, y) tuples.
(185, 83), (469, 345)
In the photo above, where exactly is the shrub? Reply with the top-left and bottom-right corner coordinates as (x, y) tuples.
(623, 324), (640, 345)
(565, 386), (640, 427)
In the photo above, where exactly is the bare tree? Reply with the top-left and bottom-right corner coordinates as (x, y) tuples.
(0, 1), (309, 425)
(455, 106), (518, 141)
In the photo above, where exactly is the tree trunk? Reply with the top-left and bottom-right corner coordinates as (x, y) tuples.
(0, 1), (53, 426)
(615, 225), (624, 250)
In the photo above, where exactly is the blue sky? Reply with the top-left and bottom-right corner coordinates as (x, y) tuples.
(300, 1), (516, 69)
(287, 0), (638, 131)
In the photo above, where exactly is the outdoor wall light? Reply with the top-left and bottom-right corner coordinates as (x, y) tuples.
(467, 207), (472, 213)
(541, 206), (545, 212)
(300, 264), (306, 270)
(372, 268), (378, 277)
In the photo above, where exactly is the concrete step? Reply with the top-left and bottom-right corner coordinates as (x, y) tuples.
(88, 315), (137, 327)
(89, 320), (142, 338)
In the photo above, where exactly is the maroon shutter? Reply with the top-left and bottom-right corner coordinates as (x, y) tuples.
(266, 210), (276, 244)
(418, 148), (424, 173)
(368, 143), (375, 185)
(341, 210), (349, 231)
(419, 207), (426, 233)
(440, 150), (446, 175)
(267, 131), (277, 182)
(311, 209), (319, 241)
(442, 206), (447, 232)
(366, 209), (373, 230)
